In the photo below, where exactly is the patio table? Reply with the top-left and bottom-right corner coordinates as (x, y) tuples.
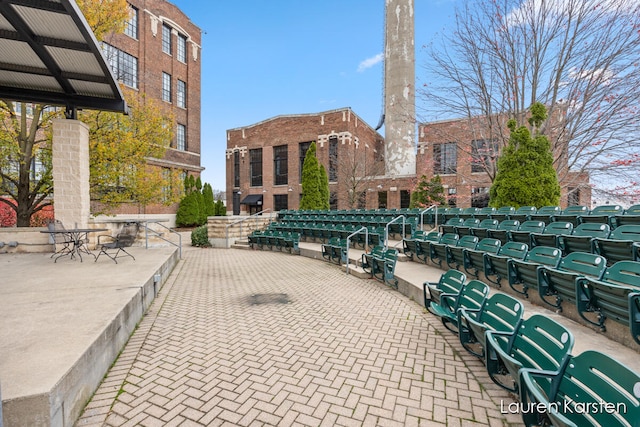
(42, 228), (108, 262)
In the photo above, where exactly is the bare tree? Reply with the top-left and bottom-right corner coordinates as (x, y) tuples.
(332, 140), (386, 209)
(419, 0), (640, 198)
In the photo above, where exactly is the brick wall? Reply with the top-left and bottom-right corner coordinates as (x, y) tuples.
(101, 0), (202, 215)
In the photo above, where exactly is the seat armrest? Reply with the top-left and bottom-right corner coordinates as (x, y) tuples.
(97, 234), (115, 244)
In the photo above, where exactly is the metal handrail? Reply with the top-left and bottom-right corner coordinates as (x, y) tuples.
(143, 221), (182, 259)
(420, 205), (439, 231)
(225, 209), (273, 246)
(384, 215), (405, 250)
(345, 226), (368, 275)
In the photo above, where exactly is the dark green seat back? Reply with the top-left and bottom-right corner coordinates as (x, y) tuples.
(510, 206), (537, 222)
(581, 204), (623, 225)
(484, 242), (528, 286)
(463, 238), (501, 278)
(486, 314), (573, 393)
(525, 245), (562, 266)
(614, 204), (640, 228)
(456, 235), (479, 250)
(530, 206), (561, 224)
(497, 241), (529, 259)
(489, 220), (521, 244)
(572, 222), (610, 238)
(497, 219), (521, 231)
(560, 222), (610, 254)
(428, 280), (489, 333)
(538, 252), (607, 309)
(592, 225), (640, 265)
(424, 269), (467, 308)
(507, 246), (562, 297)
(490, 206), (515, 222)
(477, 219), (499, 230)
(523, 351), (640, 427)
(447, 236), (479, 269)
(474, 207), (496, 221)
(459, 292), (523, 357)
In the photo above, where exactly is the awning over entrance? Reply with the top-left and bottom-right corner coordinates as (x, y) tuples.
(0, 0), (128, 117)
(240, 194), (263, 206)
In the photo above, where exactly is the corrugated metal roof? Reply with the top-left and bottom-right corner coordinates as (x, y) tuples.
(0, 0), (127, 116)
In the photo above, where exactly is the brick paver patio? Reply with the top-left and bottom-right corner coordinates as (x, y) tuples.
(76, 247), (522, 426)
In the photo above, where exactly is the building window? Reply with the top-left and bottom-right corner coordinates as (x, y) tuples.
(177, 34), (187, 63)
(378, 191), (387, 209)
(471, 187), (490, 208)
(233, 151), (240, 188)
(329, 136), (338, 182)
(330, 192), (338, 210)
(400, 190), (411, 209)
(176, 124), (186, 151)
(299, 141), (312, 183)
(162, 72), (171, 102)
(124, 6), (138, 39)
(433, 142), (457, 175)
(273, 145), (288, 186)
(472, 139), (498, 173)
(274, 194), (288, 211)
(568, 187), (580, 206)
(162, 24), (172, 55)
(102, 43), (138, 89)
(250, 148), (263, 187)
(177, 80), (186, 108)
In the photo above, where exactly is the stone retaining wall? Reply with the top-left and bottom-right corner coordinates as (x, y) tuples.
(207, 215), (272, 248)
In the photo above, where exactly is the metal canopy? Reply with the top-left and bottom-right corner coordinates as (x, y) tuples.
(0, 0), (127, 117)
(240, 194), (263, 205)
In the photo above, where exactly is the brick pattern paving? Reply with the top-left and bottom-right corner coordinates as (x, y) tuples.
(76, 247), (522, 426)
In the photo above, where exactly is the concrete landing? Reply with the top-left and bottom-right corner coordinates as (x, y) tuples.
(0, 247), (179, 427)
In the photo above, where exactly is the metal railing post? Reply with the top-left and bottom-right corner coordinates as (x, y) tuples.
(420, 205), (438, 231)
(225, 209), (273, 247)
(346, 226), (368, 275)
(384, 215), (405, 250)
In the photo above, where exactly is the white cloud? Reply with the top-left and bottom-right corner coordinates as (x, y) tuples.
(357, 53), (383, 72)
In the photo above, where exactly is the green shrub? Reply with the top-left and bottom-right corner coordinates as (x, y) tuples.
(176, 192), (201, 227)
(191, 225), (210, 247)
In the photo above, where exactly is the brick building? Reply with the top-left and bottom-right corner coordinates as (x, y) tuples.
(226, 108), (591, 214)
(416, 112), (592, 209)
(97, 0), (202, 214)
(225, 108), (386, 215)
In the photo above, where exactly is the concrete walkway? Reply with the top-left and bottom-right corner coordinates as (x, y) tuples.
(76, 246), (523, 426)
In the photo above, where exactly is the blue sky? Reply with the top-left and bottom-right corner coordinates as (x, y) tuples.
(169, 0), (457, 191)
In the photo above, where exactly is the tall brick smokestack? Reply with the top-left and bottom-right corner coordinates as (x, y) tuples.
(384, 0), (415, 176)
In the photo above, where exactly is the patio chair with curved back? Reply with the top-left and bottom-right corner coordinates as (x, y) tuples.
(47, 219), (74, 261)
(95, 222), (139, 264)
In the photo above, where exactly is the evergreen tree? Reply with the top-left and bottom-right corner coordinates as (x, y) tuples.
(215, 198), (226, 216)
(202, 183), (215, 217)
(319, 164), (330, 210)
(176, 192), (201, 227)
(184, 174), (195, 194)
(490, 102), (561, 208)
(299, 142), (323, 210)
(410, 175), (447, 208)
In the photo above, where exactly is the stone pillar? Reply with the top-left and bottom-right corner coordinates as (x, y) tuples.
(52, 119), (91, 229)
(385, 0), (416, 177)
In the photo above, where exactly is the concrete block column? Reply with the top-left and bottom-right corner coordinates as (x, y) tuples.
(52, 119), (91, 229)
